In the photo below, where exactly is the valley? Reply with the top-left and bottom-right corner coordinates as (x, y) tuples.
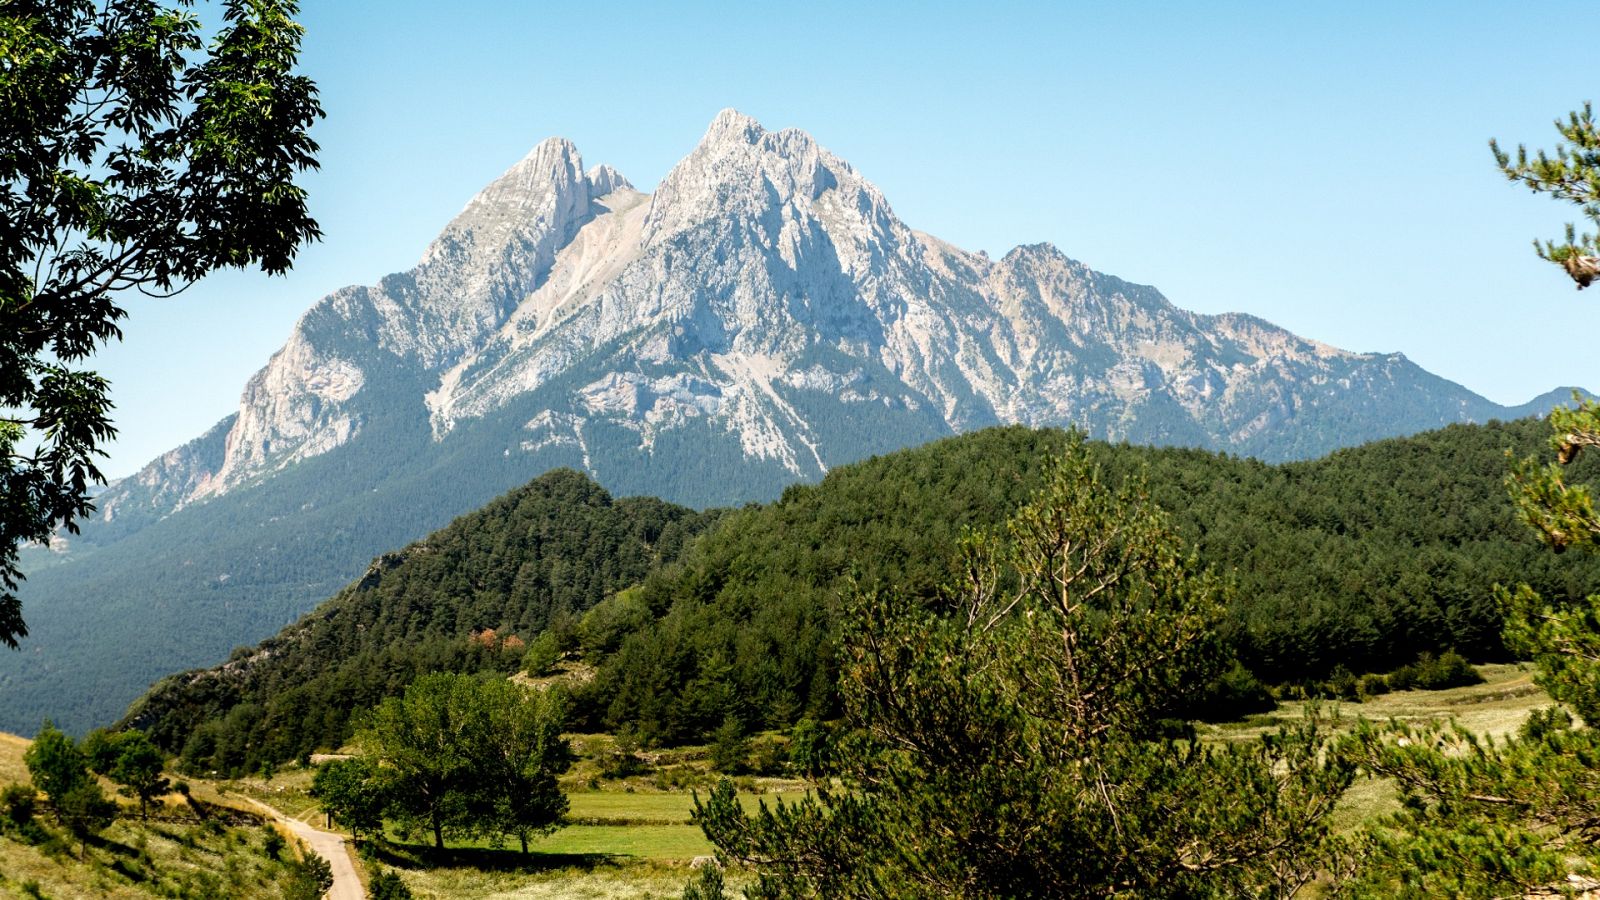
(0, 662), (1557, 898)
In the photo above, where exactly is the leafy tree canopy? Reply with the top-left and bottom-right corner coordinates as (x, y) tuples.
(0, 0), (323, 647)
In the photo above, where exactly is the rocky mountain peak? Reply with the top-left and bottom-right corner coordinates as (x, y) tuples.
(585, 163), (631, 197)
(642, 110), (888, 256)
(425, 136), (590, 263)
(703, 107), (765, 145)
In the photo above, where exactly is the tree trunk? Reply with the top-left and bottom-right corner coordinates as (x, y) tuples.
(520, 833), (529, 855)
(432, 813), (444, 850)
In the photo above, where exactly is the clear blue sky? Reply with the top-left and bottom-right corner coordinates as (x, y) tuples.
(91, 0), (1600, 477)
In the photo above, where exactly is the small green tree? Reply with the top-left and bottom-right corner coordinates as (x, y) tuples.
(22, 721), (88, 801)
(78, 727), (123, 775)
(54, 781), (116, 858)
(708, 716), (748, 775)
(282, 852), (334, 900)
(682, 863), (730, 900)
(309, 756), (387, 842)
(1491, 101), (1600, 289)
(368, 867), (414, 899)
(787, 718), (829, 778)
(1, 782), (36, 828)
(108, 731), (168, 817)
(523, 630), (562, 677)
(694, 437), (1353, 898)
(0, 0), (323, 648)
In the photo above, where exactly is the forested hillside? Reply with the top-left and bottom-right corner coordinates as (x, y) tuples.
(580, 419), (1600, 742)
(135, 420), (1600, 772)
(121, 470), (719, 769)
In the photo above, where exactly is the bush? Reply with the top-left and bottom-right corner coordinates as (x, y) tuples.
(1381, 651), (1483, 692)
(1324, 666), (1360, 701)
(1520, 705), (1574, 741)
(1412, 650), (1483, 690)
(600, 732), (650, 779)
(1192, 662), (1276, 720)
(262, 827), (286, 859)
(1357, 673), (1390, 699)
(282, 853), (333, 900)
(523, 631), (561, 677)
(2, 783), (36, 827)
(749, 737), (788, 776)
(369, 867), (414, 899)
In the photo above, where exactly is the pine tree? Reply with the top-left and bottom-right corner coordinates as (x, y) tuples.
(692, 436), (1353, 898)
(1491, 102), (1600, 288)
(1332, 104), (1600, 898)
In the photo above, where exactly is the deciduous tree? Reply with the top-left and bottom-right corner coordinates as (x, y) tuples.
(310, 756), (387, 842)
(361, 673), (479, 851)
(0, 0), (322, 648)
(22, 720), (88, 801)
(472, 679), (571, 855)
(108, 730), (168, 817)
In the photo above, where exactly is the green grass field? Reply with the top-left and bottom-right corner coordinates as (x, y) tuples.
(1203, 662), (1552, 831)
(0, 662), (1557, 899)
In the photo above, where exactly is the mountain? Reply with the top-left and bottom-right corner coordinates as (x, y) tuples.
(130, 421), (1600, 772)
(4, 110), (1580, 736)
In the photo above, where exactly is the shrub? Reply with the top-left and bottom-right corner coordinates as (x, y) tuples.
(369, 868), (414, 899)
(749, 737), (788, 776)
(262, 827), (286, 859)
(600, 732), (650, 779)
(1192, 662), (1276, 720)
(1324, 666), (1360, 701)
(523, 631), (561, 677)
(2, 783), (36, 827)
(1412, 650), (1483, 690)
(1357, 672), (1390, 699)
(1520, 705), (1574, 741)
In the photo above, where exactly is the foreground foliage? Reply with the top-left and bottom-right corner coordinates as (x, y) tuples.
(0, 0), (323, 647)
(1492, 101), (1600, 288)
(694, 439), (1353, 898)
(1329, 109), (1600, 896)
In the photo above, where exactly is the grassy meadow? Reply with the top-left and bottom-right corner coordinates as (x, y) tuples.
(0, 662), (1558, 898)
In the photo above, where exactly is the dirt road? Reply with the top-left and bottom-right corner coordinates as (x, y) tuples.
(237, 796), (363, 900)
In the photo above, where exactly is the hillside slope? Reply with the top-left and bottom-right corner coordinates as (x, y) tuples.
(114, 469), (717, 762)
(133, 421), (1600, 770)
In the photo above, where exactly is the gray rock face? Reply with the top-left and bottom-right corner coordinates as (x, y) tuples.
(97, 109), (1560, 521)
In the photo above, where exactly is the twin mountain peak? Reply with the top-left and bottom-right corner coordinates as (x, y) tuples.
(105, 108), (1570, 521)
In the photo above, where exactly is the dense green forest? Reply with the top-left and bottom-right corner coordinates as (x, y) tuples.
(135, 420), (1600, 772)
(121, 470), (718, 770)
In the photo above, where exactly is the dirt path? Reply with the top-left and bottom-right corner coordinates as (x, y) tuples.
(236, 795), (363, 900)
